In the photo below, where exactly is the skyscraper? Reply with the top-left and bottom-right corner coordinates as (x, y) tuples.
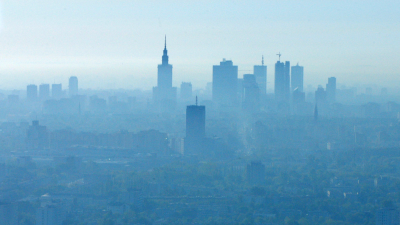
(275, 59), (290, 102)
(291, 63), (304, 92)
(185, 98), (206, 155)
(39, 84), (50, 100)
(69, 76), (78, 96)
(153, 36), (177, 104)
(315, 85), (327, 106)
(212, 59), (238, 105)
(326, 77), (336, 103)
(52, 84), (62, 99)
(242, 74), (260, 112)
(253, 56), (267, 96)
(180, 82), (193, 101)
(27, 84), (38, 101)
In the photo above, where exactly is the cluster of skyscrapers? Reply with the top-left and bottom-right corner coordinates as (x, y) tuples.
(25, 76), (78, 101)
(150, 37), (339, 154)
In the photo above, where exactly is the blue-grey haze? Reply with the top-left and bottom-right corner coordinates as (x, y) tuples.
(0, 0), (399, 90)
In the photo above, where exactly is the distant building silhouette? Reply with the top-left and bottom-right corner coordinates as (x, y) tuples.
(27, 84), (38, 101)
(242, 74), (260, 112)
(292, 88), (305, 104)
(51, 84), (62, 98)
(292, 88), (307, 115)
(89, 95), (107, 114)
(212, 59), (238, 106)
(26, 120), (48, 150)
(275, 60), (290, 102)
(180, 82), (193, 101)
(247, 161), (265, 185)
(69, 76), (78, 96)
(315, 85), (327, 106)
(253, 56), (267, 96)
(153, 36), (177, 107)
(291, 63), (304, 92)
(326, 77), (336, 103)
(185, 99), (206, 155)
(39, 84), (50, 100)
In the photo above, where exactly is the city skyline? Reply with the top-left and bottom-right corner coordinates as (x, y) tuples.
(0, 1), (399, 90)
(1, 2), (400, 224)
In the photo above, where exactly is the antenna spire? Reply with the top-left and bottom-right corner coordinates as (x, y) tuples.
(164, 35), (167, 49)
(262, 55), (264, 66)
(196, 96), (198, 106)
(277, 52), (281, 61)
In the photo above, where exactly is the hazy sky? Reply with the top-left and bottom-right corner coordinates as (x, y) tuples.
(0, 0), (399, 91)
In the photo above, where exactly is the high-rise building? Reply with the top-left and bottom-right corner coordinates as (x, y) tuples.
(242, 74), (260, 112)
(180, 82), (193, 101)
(153, 36), (177, 104)
(52, 84), (62, 98)
(315, 85), (327, 105)
(326, 77), (336, 103)
(212, 59), (238, 105)
(185, 99), (206, 155)
(253, 56), (267, 96)
(292, 88), (306, 115)
(292, 88), (305, 104)
(291, 63), (304, 92)
(69, 76), (78, 96)
(39, 84), (50, 100)
(186, 102), (206, 140)
(27, 84), (38, 100)
(274, 60), (290, 102)
(26, 120), (48, 150)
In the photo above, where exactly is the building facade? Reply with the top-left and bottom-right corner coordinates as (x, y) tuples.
(212, 59), (238, 106)
(291, 63), (304, 92)
(275, 61), (290, 102)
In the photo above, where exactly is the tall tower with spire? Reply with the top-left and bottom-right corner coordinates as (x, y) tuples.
(254, 55), (267, 96)
(153, 36), (177, 108)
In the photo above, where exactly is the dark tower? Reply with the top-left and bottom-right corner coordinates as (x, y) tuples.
(254, 56), (267, 96)
(274, 55), (290, 102)
(184, 98), (206, 155)
(153, 36), (177, 108)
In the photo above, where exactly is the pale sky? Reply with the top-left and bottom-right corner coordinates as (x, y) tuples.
(0, 0), (399, 91)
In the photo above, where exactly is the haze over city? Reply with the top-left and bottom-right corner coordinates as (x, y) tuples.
(0, 1), (400, 225)
(0, 0), (399, 90)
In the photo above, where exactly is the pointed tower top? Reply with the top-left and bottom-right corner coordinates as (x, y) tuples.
(164, 35), (167, 50)
(162, 35), (169, 65)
